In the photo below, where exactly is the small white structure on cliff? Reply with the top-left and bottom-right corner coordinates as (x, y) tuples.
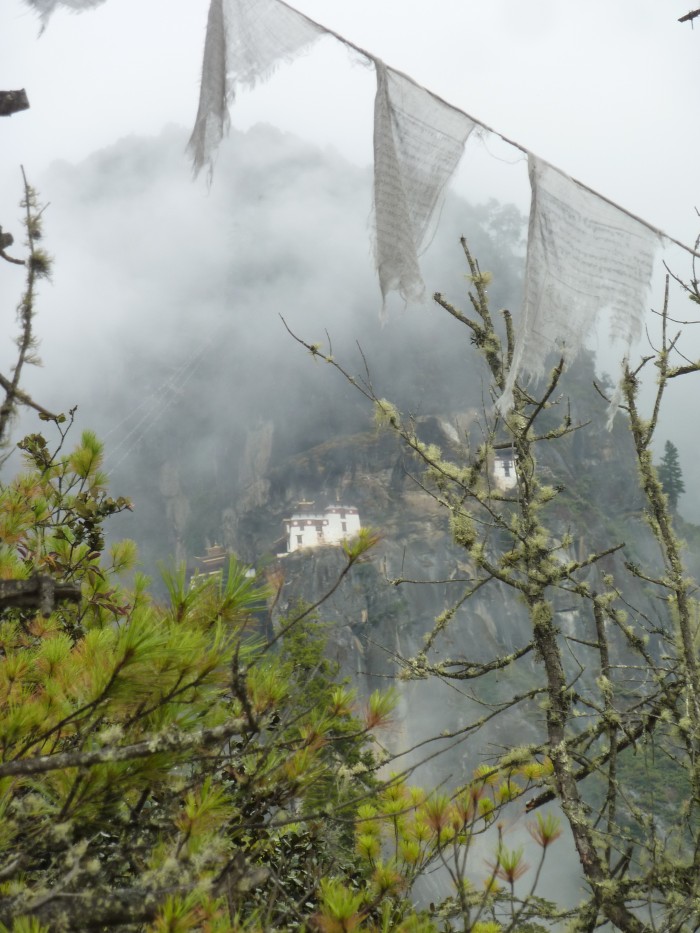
(493, 451), (517, 490)
(284, 501), (361, 553)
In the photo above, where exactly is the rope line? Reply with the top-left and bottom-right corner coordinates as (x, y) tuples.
(103, 332), (217, 476)
(274, 0), (700, 259)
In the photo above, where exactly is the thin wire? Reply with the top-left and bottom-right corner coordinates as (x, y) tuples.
(477, 132), (527, 167)
(102, 342), (211, 443)
(103, 333), (216, 476)
(106, 342), (209, 454)
(105, 359), (204, 476)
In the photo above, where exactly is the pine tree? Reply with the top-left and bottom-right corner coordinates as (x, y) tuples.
(658, 439), (685, 510)
(0, 422), (403, 931)
(0, 423), (561, 932)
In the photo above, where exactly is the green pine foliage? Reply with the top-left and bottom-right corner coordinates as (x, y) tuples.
(657, 439), (685, 510)
(0, 425), (390, 930)
(0, 188), (565, 933)
(0, 423), (563, 931)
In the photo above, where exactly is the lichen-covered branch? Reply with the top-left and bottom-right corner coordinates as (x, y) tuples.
(0, 170), (54, 448)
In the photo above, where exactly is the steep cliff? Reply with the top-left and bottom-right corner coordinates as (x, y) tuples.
(218, 353), (675, 792)
(35, 125), (697, 800)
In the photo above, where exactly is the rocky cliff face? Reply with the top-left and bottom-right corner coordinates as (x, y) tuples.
(31, 123), (700, 912)
(218, 375), (668, 789)
(50, 126), (690, 795)
(217, 380), (681, 908)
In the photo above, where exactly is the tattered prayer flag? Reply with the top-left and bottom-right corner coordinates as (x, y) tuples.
(188, 0), (325, 177)
(188, 0), (229, 179)
(373, 61), (476, 312)
(499, 155), (658, 414)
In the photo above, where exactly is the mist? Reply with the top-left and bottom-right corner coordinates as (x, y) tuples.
(2, 113), (696, 921)
(2, 117), (697, 581)
(0, 124), (526, 562)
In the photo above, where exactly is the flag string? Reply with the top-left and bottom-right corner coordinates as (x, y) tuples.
(24, 0), (700, 259)
(272, 0), (700, 261)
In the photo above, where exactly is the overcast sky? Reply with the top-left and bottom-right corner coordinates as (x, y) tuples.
(2, 0), (700, 471)
(1, 0), (699, 245)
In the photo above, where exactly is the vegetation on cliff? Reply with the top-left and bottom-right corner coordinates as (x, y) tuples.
(291, 239), (700, 931)
(4, 92), (700, 933)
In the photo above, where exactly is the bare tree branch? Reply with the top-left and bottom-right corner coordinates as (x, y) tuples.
(0, 716), (247, 779)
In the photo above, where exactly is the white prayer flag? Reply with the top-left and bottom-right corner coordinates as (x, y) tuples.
(188, 0), (325, 177)
(188, 0), (229, 179)
(500, 155), (658, 413)
(373, 61), (476, 311)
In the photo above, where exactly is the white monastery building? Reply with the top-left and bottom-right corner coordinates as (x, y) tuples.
(284, 501), (361, 554)
(492, 452), (517, 491)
